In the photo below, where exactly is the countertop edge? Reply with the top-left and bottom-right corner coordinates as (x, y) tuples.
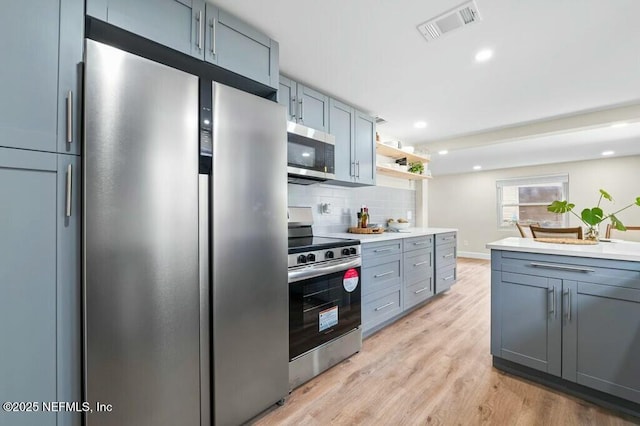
(318, 228), (458, 244)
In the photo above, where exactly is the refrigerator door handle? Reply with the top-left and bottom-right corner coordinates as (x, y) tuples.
(198, 175), (211, 425)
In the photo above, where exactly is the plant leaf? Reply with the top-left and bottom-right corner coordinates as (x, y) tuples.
(547, 200), (575, 213)
(581, 207), (604, 226)
(636, 196), (640, 206)
(610, 214), (626, 231)
(599, 189), (613, 202)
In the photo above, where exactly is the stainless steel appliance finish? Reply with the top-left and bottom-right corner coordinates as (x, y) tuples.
(287, 121), (336, 184)
(211, 83), (288, 425)
(289, 327), (362, 390)
(84, 40), (201, 425)
(287, 207), (362, 390)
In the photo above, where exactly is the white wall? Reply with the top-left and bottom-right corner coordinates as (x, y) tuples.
(428, 155), (640, 257)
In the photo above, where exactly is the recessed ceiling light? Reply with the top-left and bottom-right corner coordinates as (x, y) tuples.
(610, 122), (628, 128)
(438, 150), (449, 155)
(475, 49), (493, 62)
(414, 121), (428, 129)
(302, 152), (311, 157)
(601, 150), (615, 156)
(473, 165), (482, 170)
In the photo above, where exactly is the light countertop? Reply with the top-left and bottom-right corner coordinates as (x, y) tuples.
(319, 227), (458, 244)
(486, 237), (640, 262)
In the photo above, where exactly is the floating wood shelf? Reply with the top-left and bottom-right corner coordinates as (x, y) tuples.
(376, 165), (432, 180)
(376, 142), (431, 164)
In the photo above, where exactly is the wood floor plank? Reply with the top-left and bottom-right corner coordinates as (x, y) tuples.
(252, 258), (639, 426)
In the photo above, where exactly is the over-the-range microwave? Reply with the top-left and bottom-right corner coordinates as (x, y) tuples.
(287, 122), (335, 185)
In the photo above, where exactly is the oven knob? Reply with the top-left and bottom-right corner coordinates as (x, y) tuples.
(307, 253), (316, 262)
(325, 251), (334, 259)
(342, 248), (350, 256)
(297, 254), (307, 264)
(349, 247), (357, 255)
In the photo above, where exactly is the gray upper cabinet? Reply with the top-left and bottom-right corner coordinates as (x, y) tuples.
(205, 5), (279, 89)
(0, 149), (81, 426)
(86, 0), (280, 89)
(354, 111), (376, 186)
(279, 75), (329, 132)
(0, 0), (83, 155)
(87, 0), (206, 59)
(328, 98), (355, 182)
(328, 99), (376, 186)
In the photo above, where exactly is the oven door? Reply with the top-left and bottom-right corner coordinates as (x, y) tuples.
(287, 122), (335, 180)
(289, 259), (361, 360)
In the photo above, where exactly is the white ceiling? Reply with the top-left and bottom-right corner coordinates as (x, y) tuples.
(213, 0), (640, 174)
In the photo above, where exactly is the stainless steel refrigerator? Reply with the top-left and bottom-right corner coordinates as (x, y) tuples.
(83, 40), (288, 426)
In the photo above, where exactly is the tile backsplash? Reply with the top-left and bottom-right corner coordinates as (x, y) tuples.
(288, 184), (416, 234)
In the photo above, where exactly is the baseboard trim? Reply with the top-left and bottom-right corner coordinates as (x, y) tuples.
(457, 251), (490, 260)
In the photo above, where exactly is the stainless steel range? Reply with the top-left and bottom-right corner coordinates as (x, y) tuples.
(287, 207), (362, 390)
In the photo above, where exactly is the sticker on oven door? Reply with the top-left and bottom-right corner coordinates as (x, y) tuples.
(319, 306), (338, 332)
(343, 268), (359, 292)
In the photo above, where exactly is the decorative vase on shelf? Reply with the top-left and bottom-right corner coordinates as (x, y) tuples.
(584, 224), (599, 242)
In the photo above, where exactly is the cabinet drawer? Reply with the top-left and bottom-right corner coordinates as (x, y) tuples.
(404, 249), (433, 286)
(436, 232), (457, 246)
(362, 241), (402, 261)
(362, 255), (401, 296)
(436, 242), (456, 268)
(497, 251), (640, 290)
(362, 288), (402, 331)
(404, 278), (433, 309)
(436, 265), (456, 294)
(404, 235), (433, 252)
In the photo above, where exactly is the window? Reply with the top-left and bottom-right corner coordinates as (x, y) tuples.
(497, 174), (569, 228)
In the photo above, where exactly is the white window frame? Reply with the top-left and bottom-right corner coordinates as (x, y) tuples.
(496, 174), (569, 229)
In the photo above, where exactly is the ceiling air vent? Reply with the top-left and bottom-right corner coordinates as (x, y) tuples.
(375, 116), (387, 125)
(417, 1), (482, 42)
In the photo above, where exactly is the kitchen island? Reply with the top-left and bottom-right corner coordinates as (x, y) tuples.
(487, 237), (640, 418)
(322, 228), (458, 335)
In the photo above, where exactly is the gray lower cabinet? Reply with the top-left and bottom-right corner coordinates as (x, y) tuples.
(279, 75), (329, 132)
(0, 0), (83, 155)
(328, 98), (376, 186)
(491, 250), (640, 405)
(362, 236), (435, 335)
(0, 148), (81, 426)
(435, 232), (457, 293)
(87, 0), (279, 89)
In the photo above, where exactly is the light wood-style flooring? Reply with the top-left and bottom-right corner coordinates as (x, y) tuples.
(253, 258), (639, 425)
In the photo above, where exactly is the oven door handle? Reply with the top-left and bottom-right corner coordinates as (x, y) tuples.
(288, 258), (362, 283)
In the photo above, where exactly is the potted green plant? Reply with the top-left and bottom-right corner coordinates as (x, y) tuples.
(547, 189), (640, 241)
(408, 162), (424, 175)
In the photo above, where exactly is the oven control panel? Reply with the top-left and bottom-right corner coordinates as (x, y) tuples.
(288, 245), (361, 268)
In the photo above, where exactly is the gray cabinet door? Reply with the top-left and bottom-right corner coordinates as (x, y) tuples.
(0, 1), (60, 152)
(88, 0), (206, 59)
(496, 271), (562, 376)
(207, 7), (279, 89)
(0, 149), (57, 426)
(354, 111), (376, 185)
(278, 75), (296, 121)
(329, 98), (355, 182)
(563, 280), (640, 404)
(298, 85), (329, 132)
(58, 0), (84, 155)
(56, 154), (82, 426)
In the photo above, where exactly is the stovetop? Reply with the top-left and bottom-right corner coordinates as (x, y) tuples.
(288, 236), (359, 254)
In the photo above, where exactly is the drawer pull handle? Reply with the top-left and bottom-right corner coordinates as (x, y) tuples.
(373, 248), (393, 253)
(530, 262), (594, 273)
(65, 164), (72, 217)
(375, 302), (394, 311)
(413, 241), (428, 245)
(549, 287), (556, 318)
(443, 275), (455, 281)
(374, 270), (394, 278)
(66, 90), (73, 143)
(413, 261), (429, 266)
(442, 236), (455, 240)
(443, 253), (455, 258)
(414, 287), (429, 294)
